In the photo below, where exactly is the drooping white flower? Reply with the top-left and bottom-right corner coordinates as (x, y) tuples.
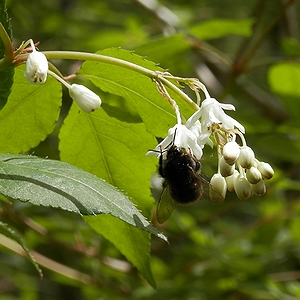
(24, 41), (48, 84)
(69, 84), (101, 112)
(199, 98), (245, 134)
(146, 110), (206, 159)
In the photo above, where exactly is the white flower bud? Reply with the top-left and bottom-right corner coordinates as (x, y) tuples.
(210, 173), (227, 201)
(222, 141), (240, 165)
(257, 162), (274, 180)
(225, 169), (239, 192)
(234, 176), (252, 200)
(24, 51), (48, 84)
(251, 180), (266, 196)
(246, 166), (262, 184)
(69, 84), (101, 112)
(219, 156), (235, 177)
(238, 146), (255, 169)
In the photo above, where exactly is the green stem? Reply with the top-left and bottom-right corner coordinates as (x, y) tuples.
(40, 51), (198, 110)
(0, 22), (13, 60)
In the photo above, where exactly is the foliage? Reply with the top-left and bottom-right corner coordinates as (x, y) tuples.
(0, 0), (300, 299)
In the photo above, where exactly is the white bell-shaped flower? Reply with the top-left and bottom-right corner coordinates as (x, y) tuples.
(234, 176), (252, 200)
(210, 173), (227, 200)
(69, 84), (101, 112)
(24, 50), (48, 84)
(222, 141), (240, 165)
(238, 146), (255, 169)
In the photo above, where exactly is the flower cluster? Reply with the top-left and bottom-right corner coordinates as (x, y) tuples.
(147, 85), (274, 202)
(23, 39), (101, 112)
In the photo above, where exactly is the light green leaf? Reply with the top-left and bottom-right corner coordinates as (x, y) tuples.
(0, 66), (62, 153)
(268, 62), (300, 119)
(59, 100), (157, 214)
(268, 62), (300, 97)
(85, 215), (156, 288)
(0, 221), (43, 277)
(59, 99), (162, 287)
(189, 18), (254, 40)
(77, 48), (176, 137)
(0, 153), (167, 242)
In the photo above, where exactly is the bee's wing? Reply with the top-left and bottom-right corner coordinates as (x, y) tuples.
(156, 182), (176, 224)
(199, 176), (224, 204)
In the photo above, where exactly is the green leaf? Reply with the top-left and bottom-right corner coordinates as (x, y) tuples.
(0, 0), (14, 109)
(268, 62), (300, 119)
(0, 66), (62, 153)
(59, 100), (157, 214)
(268, 62), (300, 97)
(59, 99), (162, 287)
(0, 153), (167, 242)
(77, 48), (176, 137)
(281, 37), (300, 57)
(0, 221), (43, 277)
(85, 215), (156, 288)
(189, 18), (254, 40)
(134, 34), (191, 69)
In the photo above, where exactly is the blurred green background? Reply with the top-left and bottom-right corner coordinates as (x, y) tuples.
(1, 0), (300, 299)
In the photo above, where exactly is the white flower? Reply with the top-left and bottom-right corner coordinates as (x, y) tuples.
(238, 146), (255, 169)
(210, 173), (227, 200)
(222, 141), (240, 165)
(24, 50), (48, 84)
(69, 84), (101, 112)
(146, 110), (206, 159)
(199, 98), (245, 133)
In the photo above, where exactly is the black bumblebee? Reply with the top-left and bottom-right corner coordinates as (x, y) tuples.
(156, 144), (223, 223)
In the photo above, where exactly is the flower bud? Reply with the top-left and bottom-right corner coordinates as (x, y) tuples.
(219, 156), (235, 177)
(24, 51), (48, 84)
(225, 170), (239, 192)
(251, 180), (266, 196)
(222, 141), (240, 165)
(257, 162), (274, 180)
(246, 166), (262, 184)
(234, 176), (252, 200)
(210, 173), (227, 201)
(238, 146), (255, 169)
(69, 84), (101, 112)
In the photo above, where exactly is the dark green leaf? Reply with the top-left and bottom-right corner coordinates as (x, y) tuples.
(0, 0), (14, 109)
(0, 221), (42, 277)
(0, 153), (167, 242)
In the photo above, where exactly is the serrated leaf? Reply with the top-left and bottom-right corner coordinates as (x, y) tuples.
(77, 48), (176, 137)
(0, 0), (14, 109)
(0, 153), (167, 242)
(189, 18), (254, 40)
(85, 215), (156, 288)
(0, 66), (62, 153)
(0, 221), (43, 277)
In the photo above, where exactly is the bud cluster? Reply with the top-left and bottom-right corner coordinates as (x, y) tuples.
(23, 39), (101, 113)
(212, 135), (274, 200)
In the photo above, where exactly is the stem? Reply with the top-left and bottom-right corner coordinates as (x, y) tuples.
(40, 51), (198, 110)
(47, 70), (71, 89)
(0, 22), (13, 60)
